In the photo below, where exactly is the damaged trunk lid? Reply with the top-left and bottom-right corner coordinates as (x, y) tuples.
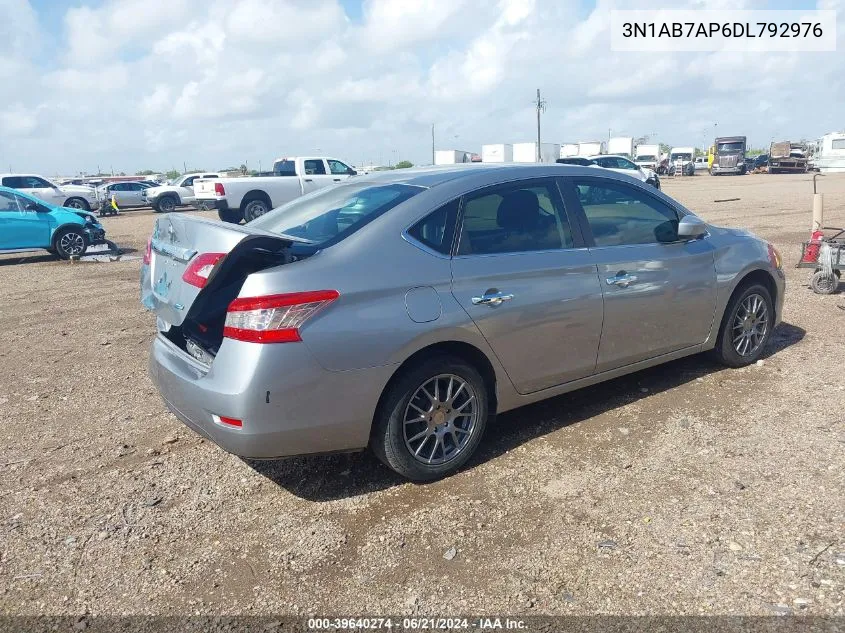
(141, 215), (296, 356)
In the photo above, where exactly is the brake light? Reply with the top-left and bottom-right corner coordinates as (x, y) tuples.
(182, 252), (225, 288)
(767, 243), (782, 270)
(223, 290), (339, 344)
(143, 236), (152, 265)
(214, 182), (226, 196)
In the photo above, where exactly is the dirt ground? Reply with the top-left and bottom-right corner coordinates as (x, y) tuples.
(1, 173), (844, 618)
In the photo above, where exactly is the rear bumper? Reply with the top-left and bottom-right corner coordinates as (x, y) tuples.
(193, 198), (228, 211)
(149, 333), (395, 458)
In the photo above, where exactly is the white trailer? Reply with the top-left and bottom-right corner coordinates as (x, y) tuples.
(481, 144), (513, 163)
(578, 141), (606, 156)
(560, 143), (579, 158)
(513, 142), (561, 163)
(608, 137), (634, 157)
(435, 150), (472, 165)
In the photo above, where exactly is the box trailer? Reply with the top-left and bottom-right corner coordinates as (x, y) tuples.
(768, 141), (808, 173)
(577, 141), (606, 156)
(560, 143), (579, 158)
(481, 144), (513, 163)
(434, 150), (472, 165)
(608, 137), (635, 157)
(513, 142), (561, 163)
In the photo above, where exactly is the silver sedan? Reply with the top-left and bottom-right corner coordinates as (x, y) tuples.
(141, 164), (785, 481)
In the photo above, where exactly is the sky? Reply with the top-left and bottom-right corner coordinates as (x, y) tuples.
(1, 0), (842, 176)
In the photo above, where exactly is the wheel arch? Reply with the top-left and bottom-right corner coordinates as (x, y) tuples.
(711, 267), (779, 348)
(373, 340), (499, 433)
(63, 196), (90, 209)
(51, 222), (88, 246)
(241, 189), (272, 209)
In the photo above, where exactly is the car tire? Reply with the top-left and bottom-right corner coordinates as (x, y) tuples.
(810, 270), (839, 295)
(218, 207), (244, 223)
(242, 198), (270, 222)
(64, 197), (90, 211)
(53, 227), (88, 259)
(156, 196), (177, 213)
(371, 355), (489, 482)
(711, 283), (774, 368)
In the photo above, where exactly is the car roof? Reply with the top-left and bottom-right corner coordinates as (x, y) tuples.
(587, 154), (633, 160)
(354, 163), (634, 188)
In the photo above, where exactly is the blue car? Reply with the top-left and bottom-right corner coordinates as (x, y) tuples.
(0, 185), (106, 259)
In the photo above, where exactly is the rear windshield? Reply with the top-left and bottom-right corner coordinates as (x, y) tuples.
(273, 160), (296, 176)
(249, 182), (423, 247)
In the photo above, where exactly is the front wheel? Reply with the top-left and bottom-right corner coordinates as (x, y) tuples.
(53, 227), (88, 259)
(711, 283), (774, 367)
(371, 355), (489, 481)
(155, 196), (177, 213)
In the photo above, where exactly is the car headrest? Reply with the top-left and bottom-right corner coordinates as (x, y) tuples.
(497, 190), (541, 232)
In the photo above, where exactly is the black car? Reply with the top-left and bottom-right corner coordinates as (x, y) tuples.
(754, 154), (769, 169)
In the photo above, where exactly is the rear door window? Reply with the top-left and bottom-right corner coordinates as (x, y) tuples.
(303, 160), (327, 175)
(457, 180), (574, 255)
(0, 191), (22, 211)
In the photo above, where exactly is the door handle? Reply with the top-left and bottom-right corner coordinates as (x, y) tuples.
(471, 291), (514, 307)
(304, 178), (313, 183)
(606, 273), (638, 288)
(333, 178), (341, 182)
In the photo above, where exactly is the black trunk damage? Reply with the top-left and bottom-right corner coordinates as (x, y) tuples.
(164, 235), (295, 360)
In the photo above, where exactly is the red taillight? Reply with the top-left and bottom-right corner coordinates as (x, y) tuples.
(223, 290), (339, 344)
(143, 236), (152, 265)
(214, 414), (242, 428)
(182, 252), (225, 288)
(214, 182), (226, 196)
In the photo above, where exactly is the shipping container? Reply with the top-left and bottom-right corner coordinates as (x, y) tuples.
(560, 143), (579, 158)
(434, 150), (472, 165)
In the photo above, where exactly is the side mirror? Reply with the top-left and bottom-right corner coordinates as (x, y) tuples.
(347, 168), (357, 176)
(678, 215), (707, 240)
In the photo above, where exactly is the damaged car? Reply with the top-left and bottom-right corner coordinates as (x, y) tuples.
(0, 186), (106, 259)
(142, 165), (784, 481)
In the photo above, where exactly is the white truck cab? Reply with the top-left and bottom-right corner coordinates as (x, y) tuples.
(195, 156), (357, 223)
(143, 173), (222, 213)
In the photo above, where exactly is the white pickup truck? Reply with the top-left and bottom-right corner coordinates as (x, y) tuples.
(195, 156), (358, 223)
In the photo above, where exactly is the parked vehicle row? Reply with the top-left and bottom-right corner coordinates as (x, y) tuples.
(556, 154), (660, 189)
(142, 163), (783, 481)
(143, 173), (223, 213)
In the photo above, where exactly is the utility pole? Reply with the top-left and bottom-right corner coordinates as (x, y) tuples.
(534, 89), (547, 162)
(431, 124), (435, 165)
(183, 161), (187, 175)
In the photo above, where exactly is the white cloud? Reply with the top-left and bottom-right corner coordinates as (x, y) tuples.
(1, 0), (843, 175)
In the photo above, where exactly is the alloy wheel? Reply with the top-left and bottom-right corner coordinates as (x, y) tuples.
(59, 232), (86, 256)
(403, 374), (478, 466)
(732, 293), (769, 356)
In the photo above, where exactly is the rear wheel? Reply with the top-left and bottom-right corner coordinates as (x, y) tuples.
(53, 227), (87, 259)
(218, 207), (244, 224)
(242, 198), (270, 222)
(64, 197), (90, 211)
(711, 283), (773, 367)
(371, 355), (489, 481)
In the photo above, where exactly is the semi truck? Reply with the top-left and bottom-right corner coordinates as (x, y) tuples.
(768, 141), (808, 173)
(710, 136), (747, 175)
(669, 147), (696, 176)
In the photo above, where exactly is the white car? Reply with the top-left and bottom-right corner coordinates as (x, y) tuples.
(0, 174), (100, 211)
(142, 172), (222, 213)
(588, 155), (660, 189)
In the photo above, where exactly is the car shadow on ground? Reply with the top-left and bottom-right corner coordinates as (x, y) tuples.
(246, 322), (805, 502)
(0, 245), (137, 267)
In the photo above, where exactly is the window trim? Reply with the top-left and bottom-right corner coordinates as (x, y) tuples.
(561, 175), (691, 249)
(402, 198), (460, 259)
(452, 176), (585, 259)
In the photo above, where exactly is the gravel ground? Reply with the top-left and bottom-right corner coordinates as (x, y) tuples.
(1, 173), (844, 617)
